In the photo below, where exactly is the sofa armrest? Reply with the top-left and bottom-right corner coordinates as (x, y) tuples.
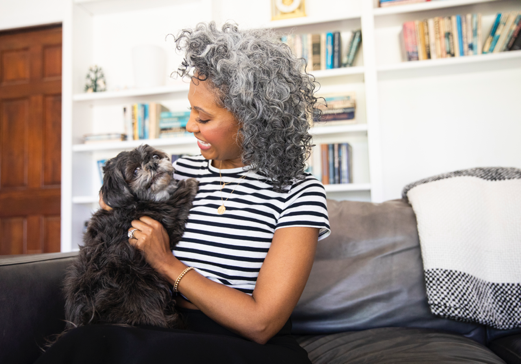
(0, 252), (78, 364)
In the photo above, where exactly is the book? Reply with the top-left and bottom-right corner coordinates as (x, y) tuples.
(445, 17), (454, 57)
(320, 33), (327, 70)
(333, 144), (340, 184)
(473, 14), (479, 55)
(341, 31), (354, 67)
(416, 21), (426, 60)
(434, 18), (442, 59)
(132, 104), (138, 140)
(478, 14), (483, 54)
(502, 13), (521, 52)
(461, 15), (468, 56)
(483, 13), (502, 54)
(495, 13), (516, 53)
(328, 144), (335, 184)
(321, 144), (329, 185)
(423, 20), (431, 59)
(301, 34), (310, 71)
(333, 32), (341, 69)
(510, 29), (521, 50)
(456, 15), (464, 57)
(311, 34), (321, 71)
(466, 14), (473, 55)
(148, 103), (169, 139)
(490, 13), (509, 53)
(347, 30), (362, 66)
(97, 159), (107, 185)
(452, 16), (460, 57)
(340, 143), (352, 184)
(428, 18), (437, 59)
(507, 16), (521, 50)
(160, 111), (190, 118)
(326, 32), (334, 69)
(123, 105), (133, 141)
(143, 104), (149, 139)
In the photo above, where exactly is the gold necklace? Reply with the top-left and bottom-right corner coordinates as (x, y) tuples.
(218, 162), (249, 215)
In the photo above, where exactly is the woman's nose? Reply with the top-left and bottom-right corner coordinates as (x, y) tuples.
(185, 114), (198, 133)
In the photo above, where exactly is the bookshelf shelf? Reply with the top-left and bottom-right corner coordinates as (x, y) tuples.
(72, 124), (368, 153)
(311, 66), (365, 78)
(373, 0), (502, 16)
(377, 50), (521, 72)
(262, 13), (362, 29)
(72, 84), (190, 103)
(72, 135), (197, 152)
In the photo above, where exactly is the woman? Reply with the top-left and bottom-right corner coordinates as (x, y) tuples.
(38, 22), (330, 364)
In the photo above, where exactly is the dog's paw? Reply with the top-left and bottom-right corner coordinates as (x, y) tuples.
(186, 178), (199, 196)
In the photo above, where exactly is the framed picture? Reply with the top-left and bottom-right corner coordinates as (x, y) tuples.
(271, 0), (306, 21)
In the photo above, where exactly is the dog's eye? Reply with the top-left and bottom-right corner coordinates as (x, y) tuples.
(134, 167), (141, 176)
(152, 155), (159, 160)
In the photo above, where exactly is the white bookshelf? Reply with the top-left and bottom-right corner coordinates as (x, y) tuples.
(62, 0), (521, 252)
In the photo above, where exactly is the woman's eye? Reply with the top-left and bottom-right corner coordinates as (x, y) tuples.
(196, 118), (210, 124)
(134, 167), (141, 176)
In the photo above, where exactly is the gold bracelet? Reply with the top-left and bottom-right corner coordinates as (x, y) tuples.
(174, 266), (195, 293)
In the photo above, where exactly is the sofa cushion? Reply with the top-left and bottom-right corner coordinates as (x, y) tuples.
(297, 327), (505, 364)
(489, 334), (521, 364)
(291, 199), (486, 343)
(0, 252), (78, 364)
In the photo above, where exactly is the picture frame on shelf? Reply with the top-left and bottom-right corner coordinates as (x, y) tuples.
(271, 0), (306, 21)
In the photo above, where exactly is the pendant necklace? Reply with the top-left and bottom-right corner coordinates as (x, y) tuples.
(218, 162), (249, 215)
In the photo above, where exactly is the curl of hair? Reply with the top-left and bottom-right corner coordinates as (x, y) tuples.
(172, 21), (322, 192)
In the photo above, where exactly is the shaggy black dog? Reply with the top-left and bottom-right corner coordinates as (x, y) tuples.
(63, 144), (198, 332)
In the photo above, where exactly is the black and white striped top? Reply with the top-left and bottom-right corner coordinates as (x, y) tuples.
(172, 155), (331, 295)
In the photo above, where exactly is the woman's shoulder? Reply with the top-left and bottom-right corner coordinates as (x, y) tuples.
(287, 173), (327, 197)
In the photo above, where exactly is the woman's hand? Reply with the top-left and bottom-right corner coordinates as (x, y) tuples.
(127, 216), (178, 276)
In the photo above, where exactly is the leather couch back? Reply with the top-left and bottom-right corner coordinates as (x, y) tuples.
(291, 199), (487, 343)
(0, 252), (78, 364)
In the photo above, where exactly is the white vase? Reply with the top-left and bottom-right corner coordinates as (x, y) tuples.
(132, 44), (167, 88)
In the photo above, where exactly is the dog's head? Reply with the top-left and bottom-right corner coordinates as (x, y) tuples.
(100, 144), (175, 209)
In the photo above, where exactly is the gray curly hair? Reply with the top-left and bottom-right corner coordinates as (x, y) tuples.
(172, 21), (322, 192)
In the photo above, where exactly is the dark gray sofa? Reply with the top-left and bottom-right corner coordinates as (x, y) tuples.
(1, 198), (520, 364)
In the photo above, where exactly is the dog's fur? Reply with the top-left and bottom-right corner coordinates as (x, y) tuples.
(63, 144), (198, 331)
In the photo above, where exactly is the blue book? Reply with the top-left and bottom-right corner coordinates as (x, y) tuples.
(457, 16), (464, 56)
(489, 14), (507, 53)
(326, 33), (334, 69)
(137, 104), (143, 139)
(97, 159), (107, 185)
(159, 119), (189, 128)
(484, 13), (502, 54)
(328, 144), (335, 184)
(143, 104), (149, 139)
(472, 14), (478, 55)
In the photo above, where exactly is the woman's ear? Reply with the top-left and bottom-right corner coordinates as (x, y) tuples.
(100, 158), (135, 209)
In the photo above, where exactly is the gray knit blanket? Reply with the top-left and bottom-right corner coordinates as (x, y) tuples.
(402, 167), (521, 330)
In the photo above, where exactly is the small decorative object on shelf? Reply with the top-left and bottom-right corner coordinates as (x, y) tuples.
(315, 92), (356, 127)
(84, 65), (106, 93)
(307, 143), (353, 185)
(400, 12), (521, 62)
(271, 0), (306, 21)
(280, 30), (362, 71)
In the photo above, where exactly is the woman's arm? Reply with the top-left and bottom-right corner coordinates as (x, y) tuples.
(128, 215), (318, 345)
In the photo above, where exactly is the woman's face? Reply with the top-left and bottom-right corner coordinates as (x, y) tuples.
(186, 78), (244, 169)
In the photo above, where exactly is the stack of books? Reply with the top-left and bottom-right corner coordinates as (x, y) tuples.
(159, 111), (191, 139)
(307, 143), (353, 185)
(315, 92), (356, 127)
(83, 133), (126, 144)
(122, 104), (192, 141)
(280, 30), (362, 71)
(401, 12), (521, 61)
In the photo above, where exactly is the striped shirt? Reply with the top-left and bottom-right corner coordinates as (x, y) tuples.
(172, 155), (331, 295)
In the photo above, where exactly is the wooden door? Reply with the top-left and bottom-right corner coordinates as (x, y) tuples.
(0, 25), (61, 255)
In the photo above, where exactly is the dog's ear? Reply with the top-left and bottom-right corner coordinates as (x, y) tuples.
(100, 157), (136, 209)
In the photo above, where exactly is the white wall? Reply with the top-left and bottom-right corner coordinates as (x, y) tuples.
(0, 0), (66, 31)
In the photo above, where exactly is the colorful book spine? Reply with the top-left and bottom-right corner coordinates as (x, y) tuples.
(333, 32), (341, 69)
(456, 15), (464, 57)
(502, 14), (521, 52)
(477, 14), (482, 54)
(445, 17), (453, 57)
(347, 30), (362, 66)
(507, 16), (521, 50)
(321, 145), (329, 185)
(326, 32), (334, 69)
(495, 13), (516, 53)
(328, 144), (335, 185)
(483, 13), (502, 54)
(466, 14), (473, 55)
(490, 14), (508, 53)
